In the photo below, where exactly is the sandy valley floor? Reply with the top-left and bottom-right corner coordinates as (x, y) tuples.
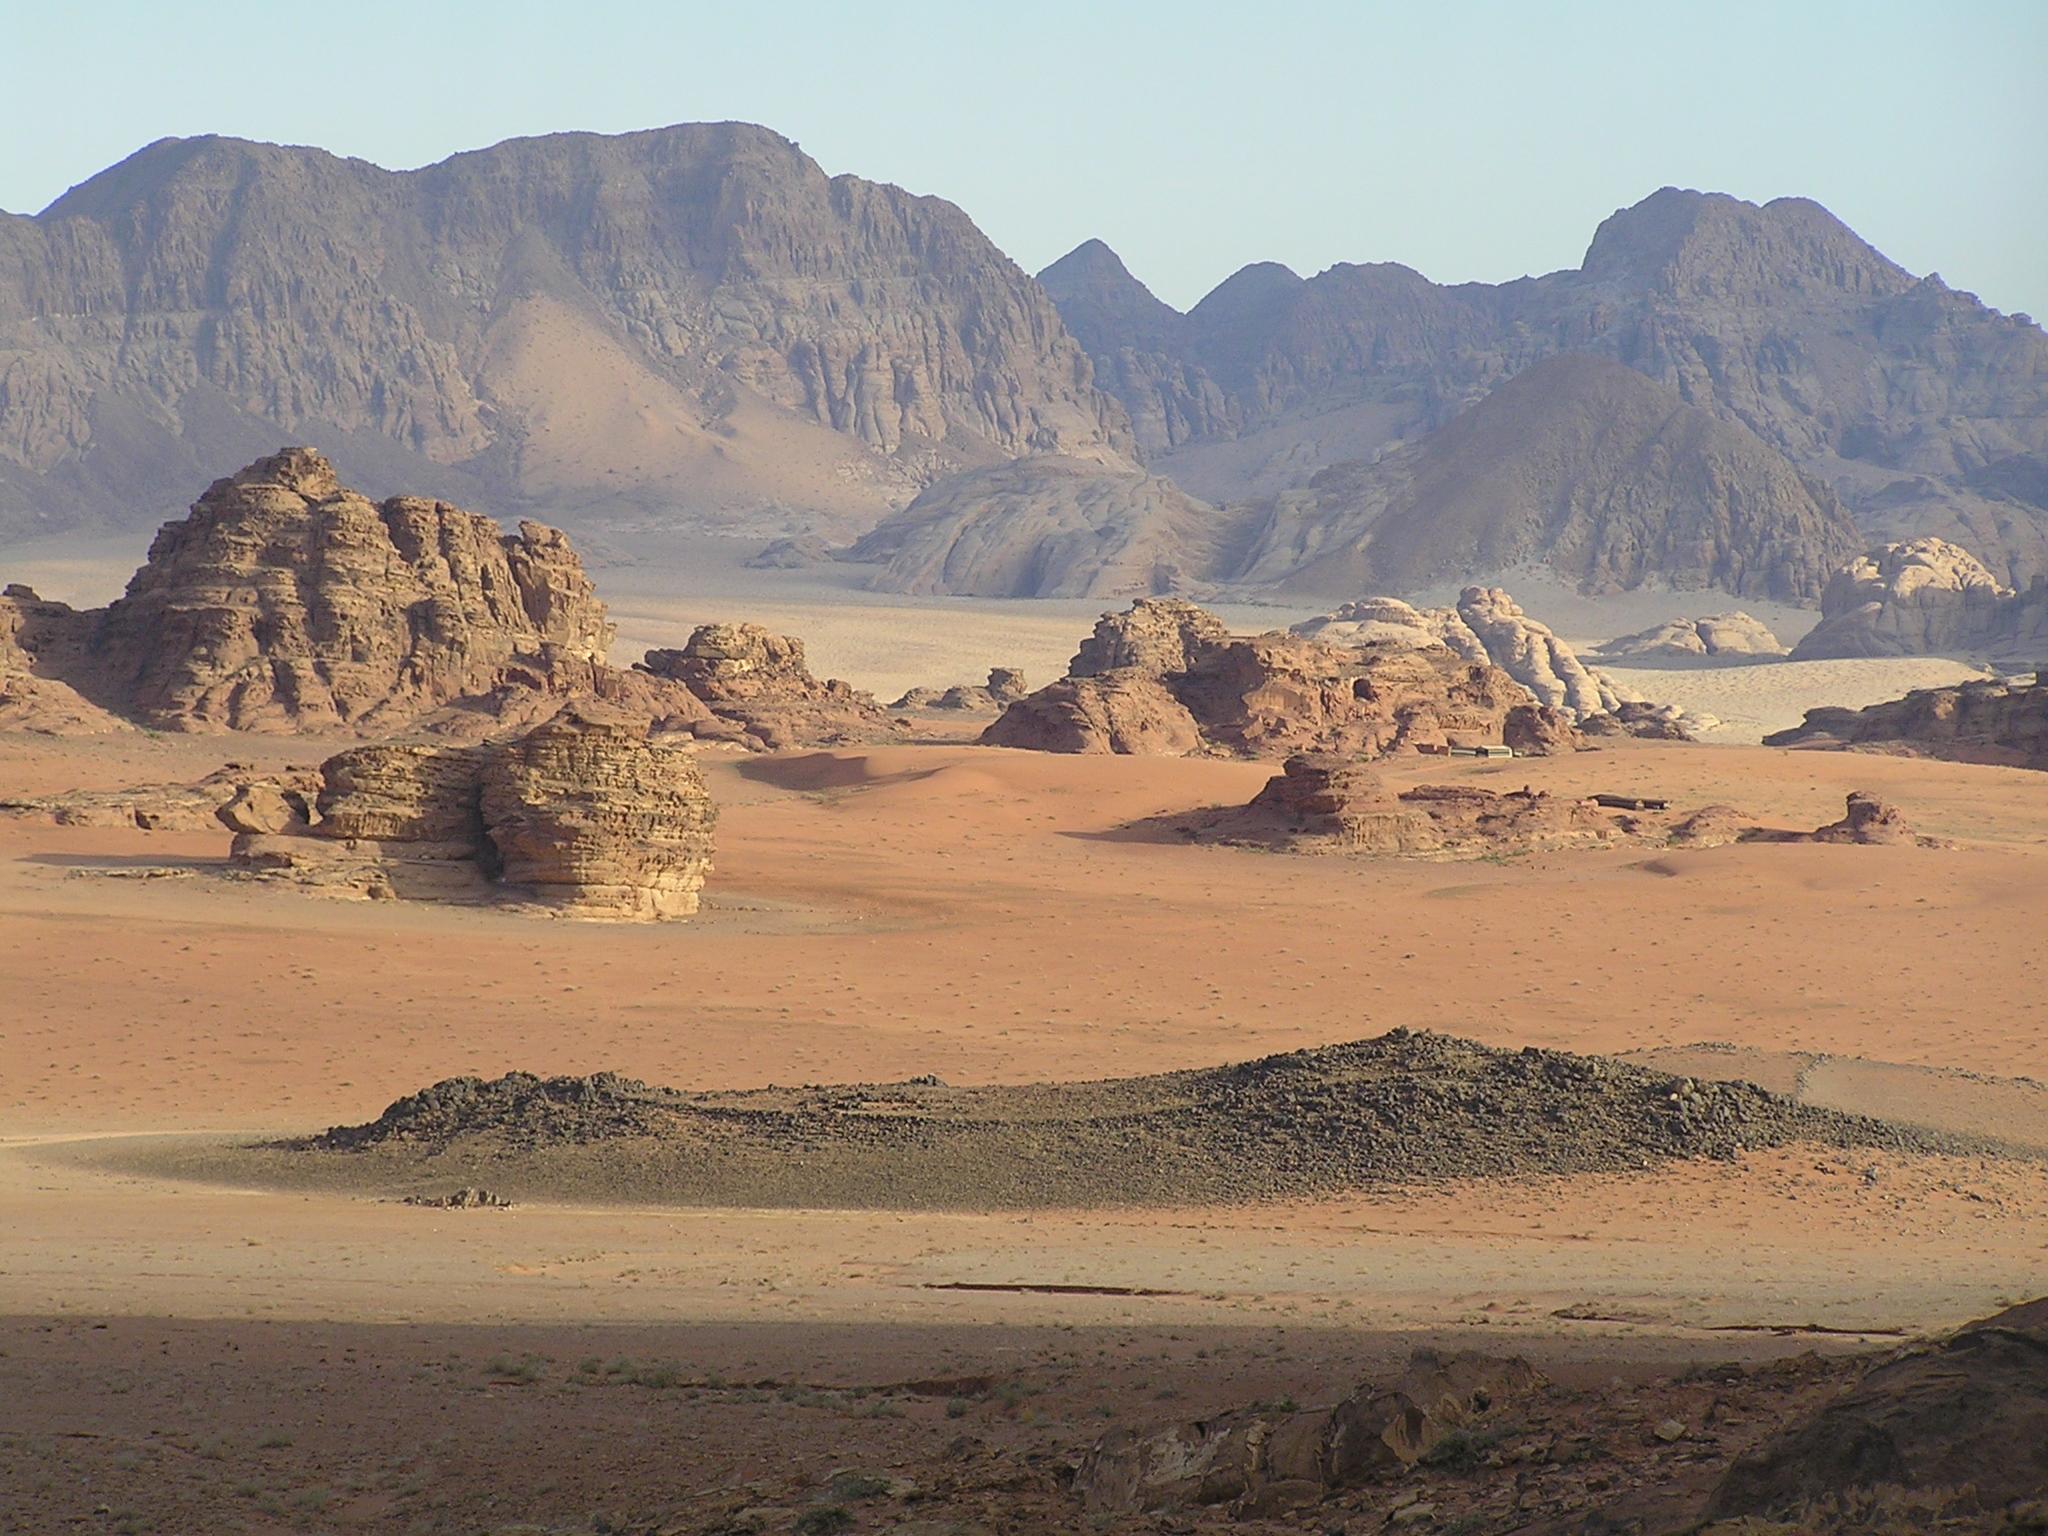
(0, 580), (2044, 1530)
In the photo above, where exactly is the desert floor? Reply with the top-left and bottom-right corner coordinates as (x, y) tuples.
(0, 571), (2041, 1532)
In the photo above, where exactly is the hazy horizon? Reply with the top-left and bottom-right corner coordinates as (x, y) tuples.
(4, 0), (2044, 320)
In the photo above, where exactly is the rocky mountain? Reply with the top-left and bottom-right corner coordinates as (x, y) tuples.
(843, 455), (1231, 597)
(0, 123), (1132, 541)
(1789, 536), (2048, 660)
(1227, 356), (1865, 601)
(1045, 189), (2048, 586)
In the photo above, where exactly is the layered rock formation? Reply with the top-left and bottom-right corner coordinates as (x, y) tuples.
(0, 762), (318, 831)
(231, 708), (715, 918)
(1594, 612), (1787, 661)
(1766, 672), (2048, 771)
(1045, 191), (2048, 586)
(1230, 357), (1864, 602)
(1184, 755), (1747, 858)
(0, 449), (719, 737)
(982, 599), (1572, 759)
(638, 622), (897, 749)
(0, 124), (1131, 542)
(0, 585), (125, 732)
(1290, 587), (1715, 733)
(845, 456), (1228, 598)
(1789, 537), (2048, 660)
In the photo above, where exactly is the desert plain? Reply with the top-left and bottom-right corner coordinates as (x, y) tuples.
(1, 571), (2044, 1533)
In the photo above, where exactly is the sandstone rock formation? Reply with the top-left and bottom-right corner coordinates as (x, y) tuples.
(1183, 755), (1747, 858)
(231, 708), (716, 918)
(0, 449), (717, 738)
(1593, 612), (1787, 661)
(891, 668), (1029, 713)
(983, 599), (1571, 759)
(1789, 537), (2048, 660)
(1291, 587), (1702, 726)
(1077, 1351), (1546, 1519)
(1705, 1297), (2048, 1528)
(1766, 673), (2048, 771)
(1231, 357), (1864, 602)
(0, 762), (318, 832)
(638, 622), (897, 750)
(1739, 792), (1945, 848)
(845, 456), (1227, 597)
(1046, 191), (2048, 587)
(0, 125), (1132, 543)
(0, 586), (125, 732)
(745, 535), (835, 570)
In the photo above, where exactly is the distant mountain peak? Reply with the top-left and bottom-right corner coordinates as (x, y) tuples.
(1581, 186), (1912, 299)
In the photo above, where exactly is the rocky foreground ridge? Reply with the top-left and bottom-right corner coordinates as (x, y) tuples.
(283, 1028), (1992, 1210)
(1767, 670), (2048, 772)
(0, 449), (898, 746)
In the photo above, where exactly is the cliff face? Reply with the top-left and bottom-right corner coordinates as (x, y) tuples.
(0, 124), (1133, 540)
(1044, 190), (2048, 585)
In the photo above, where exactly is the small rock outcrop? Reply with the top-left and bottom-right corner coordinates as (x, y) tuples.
(1764, 671), (2048, 771)
(639, 622), (897, 750)
(230, 708), (716, 919)
(1790, 537), (2048, 660)
(1184, 755), (1747, 858)
(891, 667), (1030, 713)
(745, 535), (836, 570)
(1077, 1351), (1547, 1518)
(1294, 587), (1669, 723)
(0, 762), (319, 831)
(1740, 791), (1946, 848)
(1593, 612), (1787, 661)
(985, 601), (1565, 760)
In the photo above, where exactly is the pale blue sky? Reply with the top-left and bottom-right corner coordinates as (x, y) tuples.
(5, 0), (2043, 316)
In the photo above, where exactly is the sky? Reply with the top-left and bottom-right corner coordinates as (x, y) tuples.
(4, 0), (2044, 318)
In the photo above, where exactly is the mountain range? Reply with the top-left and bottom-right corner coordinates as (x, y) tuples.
(4, 124), (2044, 601)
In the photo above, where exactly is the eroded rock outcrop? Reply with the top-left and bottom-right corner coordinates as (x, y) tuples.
(1705, 1297), (2048, 1528)
(0, 451), (715, 738)
(1765, 672), (2048, 771)
(0, 762), (318, 831)
(890, 668), (1029, 713)
(1790, 538), (2048, 660)
(1077, 1351), (1546, 1518)
(1594, 612), (1787, 661)
(1183, 754), (1747, 858)
(1739, 791), (1946, 848)
(985, 599), (1574, 759)
(639, 622), (897, 750)
(0, 585), (123, 733)
(231, 708), (716, 919)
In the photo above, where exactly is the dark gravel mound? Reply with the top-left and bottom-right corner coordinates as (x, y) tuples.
(293, 1031), (2007, 1210)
